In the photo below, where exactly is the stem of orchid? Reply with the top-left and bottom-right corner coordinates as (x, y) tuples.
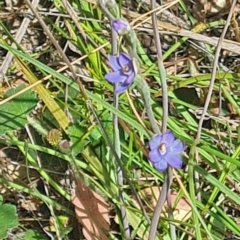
(125, 27), (161, 135)
(111, 23), (131, 239)
(98, 0), (115, 21)
(148, 171), (168, 240)
(166, 167), (176, 239)
(121, 8), (171, 239)
(134, 75), (160, 135)
(148, 0), (175, 239)
(124, 28), (160, 135)
(128, 29), (173, 240)
(99, 0), (152, 232)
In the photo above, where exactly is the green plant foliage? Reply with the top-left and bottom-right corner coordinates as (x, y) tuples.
(68, 122), (90, 156)
(0, 197), (19, 239)
(17, 229), (47, 240)
(1, 0), (240, 239)
(0, 84), (38, 134)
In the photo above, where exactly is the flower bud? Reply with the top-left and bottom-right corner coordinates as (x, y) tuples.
(112, 19), (131, 35)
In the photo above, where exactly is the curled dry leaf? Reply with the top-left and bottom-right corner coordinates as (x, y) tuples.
(72, 178), (110, 240)
(138, 186), (192, 223)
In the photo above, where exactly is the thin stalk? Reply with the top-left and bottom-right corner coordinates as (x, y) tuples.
(100, 0), (131, 236)
(195, 0), (238, 202)
(148, 171), (168, 240)
(135, 76), (160, 135)
(150, 0), (168, 132)
(149, 0), (172, 239)
(166, 167), (175, 239)
(111, 23), (131, 239)
(188, 141), (202, 239)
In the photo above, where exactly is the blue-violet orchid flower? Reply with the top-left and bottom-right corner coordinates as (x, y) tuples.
(105, 52), (135, 94)
(148, 131), (185, 172)
(112, 18), (131, 35)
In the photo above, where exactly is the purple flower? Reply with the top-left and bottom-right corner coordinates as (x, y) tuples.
(148, 132), (185, 172)
(112, 19), (131, 35)
(105, 52), (135, 94)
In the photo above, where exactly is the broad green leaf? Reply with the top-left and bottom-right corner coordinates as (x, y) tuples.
(0, 202), (18, 239)
(0, 84), (38, 134)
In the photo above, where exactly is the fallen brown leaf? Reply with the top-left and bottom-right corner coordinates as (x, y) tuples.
(72, 178), (110, 240)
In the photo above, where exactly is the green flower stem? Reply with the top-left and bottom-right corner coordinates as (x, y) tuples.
(98, 0), (114, 21)
(100, 3), (166, 240)
(111, 16), (131, 239)
(134, 75), (160, 135)
(125, 26), (160, 135)
(166, 167), (175, 239)
(188, 140), (202, 239)
(100, 0), (131, 236)
(104, 2), (166, 239)
(148, 172), (168, 240)
(148, 0), (175, 238)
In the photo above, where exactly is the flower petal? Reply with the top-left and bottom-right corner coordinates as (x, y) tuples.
(149, 134), (162, 150)
(153, 159), (168, 172)
(148, 149), (162, 163)
(162, 132), (175, 147)
(108, 55), (121, 71)
(118, 52), (132, 67)
(170, 139), (185, 154)
(105, 72), (126, 83)
(124, 72), (135, 84)
(114, 72), (135, 94)
(165, 154), (183, 169)
(114, 82), (130, 94)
